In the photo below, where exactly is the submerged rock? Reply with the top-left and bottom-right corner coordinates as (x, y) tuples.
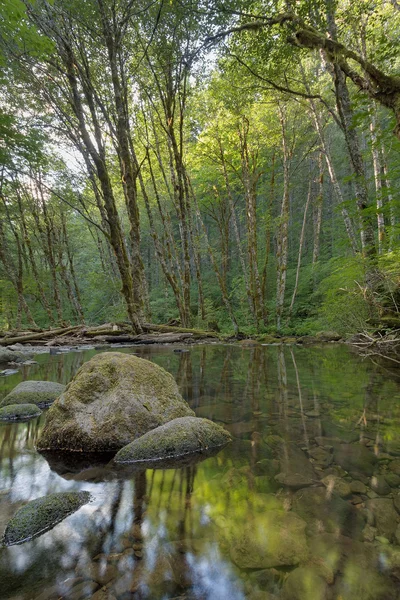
(0, 403), (42, 421)
(334, 443), (377, 476)
(37, 352), (194, 453)
(370, 475), (391, 496)
(281, 566), (328, 600)
(2, 491), (91, 546)
(230, 510), (308, 569)
(0, 381), (65, 409)
(291, 487), (364, 537)
(321, 475), (351, 498)
(365, 498), (399, 541)
(114, 416), (231, 463)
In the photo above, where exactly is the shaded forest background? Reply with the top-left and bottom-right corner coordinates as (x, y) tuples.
(1, 0), (400, 336)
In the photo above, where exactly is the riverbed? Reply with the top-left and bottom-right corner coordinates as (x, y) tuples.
(0, 343), (399, 599)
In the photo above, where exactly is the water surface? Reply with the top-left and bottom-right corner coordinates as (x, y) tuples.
(0, 344), (399, 600)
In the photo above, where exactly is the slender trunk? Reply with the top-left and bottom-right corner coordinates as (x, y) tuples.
(239, 118), (265, 329)
(288, 177), (312, 321)
(261, 150), (275, 309)
(313, 152), (324, 264)
(369, 108), (385, 253)
(276, 105), (290, 331)
(381, 146), (396, 251)
(61, 213), (84, 323)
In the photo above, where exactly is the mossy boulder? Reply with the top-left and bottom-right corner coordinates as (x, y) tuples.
(1, 491), (91, 546)
(115, 416), (231, 463)
(0, 380), (66, 409)
(0, 403), (42, 421)
(37, 352), (194, 453)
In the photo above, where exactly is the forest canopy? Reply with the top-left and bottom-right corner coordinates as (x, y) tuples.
(1, 0), (400, 337)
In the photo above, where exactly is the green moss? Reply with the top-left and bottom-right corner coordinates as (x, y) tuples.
(2, 491), (91, 546)
(0, 381), (66, 409)
(0, 403), (41, 421)
(115, 416), (231, 463)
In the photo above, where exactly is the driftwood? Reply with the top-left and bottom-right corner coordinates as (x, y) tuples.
(0, 321), (219, 346)
(0, 326), (82, 346)
(141, 323), (219, 339)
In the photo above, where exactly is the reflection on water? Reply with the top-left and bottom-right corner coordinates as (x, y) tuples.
(1, 344), (400, 599)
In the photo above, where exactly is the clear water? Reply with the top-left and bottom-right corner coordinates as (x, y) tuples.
(0, 344), (399, 600)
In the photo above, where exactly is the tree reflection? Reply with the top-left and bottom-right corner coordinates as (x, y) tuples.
(0, 344), (399, 600)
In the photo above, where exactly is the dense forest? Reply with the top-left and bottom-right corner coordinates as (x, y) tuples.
(1, 0), (400, 338)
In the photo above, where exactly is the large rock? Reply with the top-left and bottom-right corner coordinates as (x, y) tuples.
(0, 404), (42, 421)
(114, 416), (231, 463)
(2, 491), (91, 546)
(334, 443), (377, 476)
(0, 381), (65, 409)
(37, 352), (194, 453)
(230, 510), (308, 569)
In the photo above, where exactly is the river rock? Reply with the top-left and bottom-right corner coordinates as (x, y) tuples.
(389, 458), (400, 475)
(334, 443), (377, 476)
(114, 416), (231, 463)
(365, 498), (399, 541)
(0, 403), (42, 421)
(279, 443), (318, 479)
(350, 480), (367, 494)
(2, 491), (91, 546)
(0, 381), (66, 409)
(385, 473), (400, 488)
(281, 566), (328, 600)
(370, 475), (391, 496)
(37, 352), (194, 452)
(274, 473), (316, 489)
(230, 510), (308, 569)
(308, 447), (333, 467)
(321, 475), (351, 498)
(0, 348), (28, 364)
(291, 487), (364, 537)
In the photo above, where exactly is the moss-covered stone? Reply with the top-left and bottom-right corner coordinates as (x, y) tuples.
(0, 403), (42, 421)
(2, 491), (91, 546)
(0, 380), (66, 409)
(37, 352), (194, 453)
(114, 416), (231, 463)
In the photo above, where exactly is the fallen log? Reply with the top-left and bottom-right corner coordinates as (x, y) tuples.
(85, 328), (131, 338)
(105, 332), (194, 344)
(141, 323), (219, 339)
(0, 326), (82, 346)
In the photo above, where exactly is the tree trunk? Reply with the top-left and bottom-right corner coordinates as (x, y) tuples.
(288, 175), (312, 321)
(276, 104), (290, 331)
